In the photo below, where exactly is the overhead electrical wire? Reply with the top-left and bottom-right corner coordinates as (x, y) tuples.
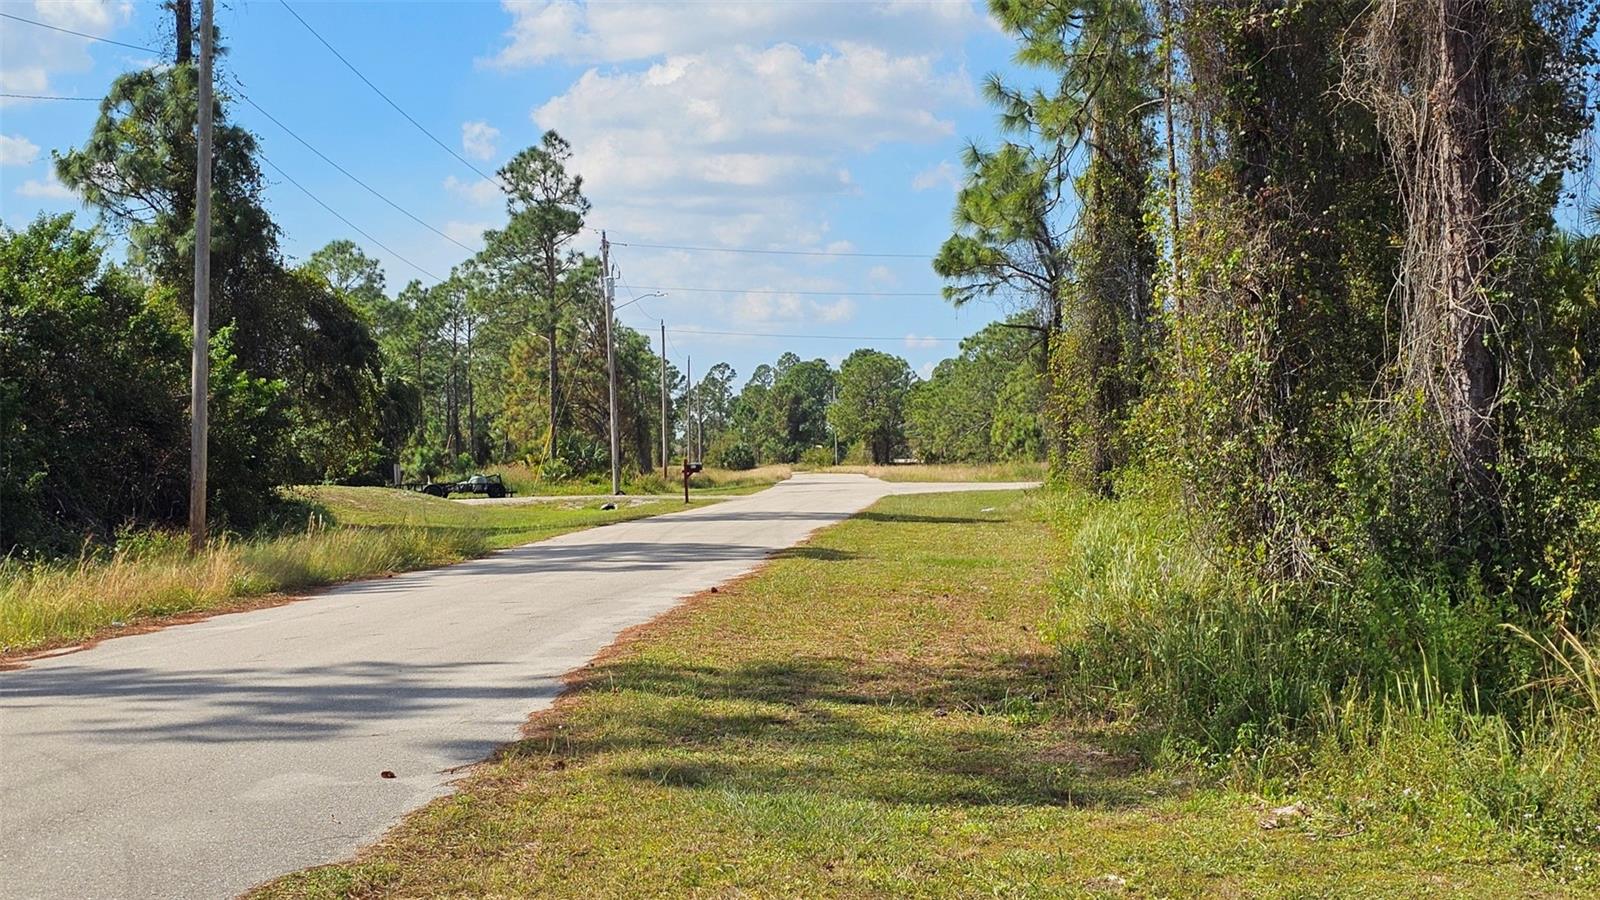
(609, 238), (930, 260)
(0, 92), (101, 102)
(0, 12), (161, 54)
(631, 284), (941, 298)
(258, 151), (442, 282)
(669, 327), (961, 343)
(238, 93), (477, 253)
(277, 0), (503, 190)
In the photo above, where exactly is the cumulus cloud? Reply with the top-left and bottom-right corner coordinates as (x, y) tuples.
(444, 174), (502, 206)
(911, 160), (961, 192)
(461, 120), (500, 161)
(1, 1), (133, 102)
(904, 333), (942, 349)
(15, 171), (76, 200)
(0, 134), (41, 166)
(533, 42), (969, 249)
(486, 0), (987, 67)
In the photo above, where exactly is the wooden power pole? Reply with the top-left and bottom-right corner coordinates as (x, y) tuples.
(601, 232), (620, 495)
(188, 0), (213, 553)
(660, 320), (668, 479)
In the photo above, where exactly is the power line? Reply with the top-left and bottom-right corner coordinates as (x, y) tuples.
(633, 284), (940, 298)
(669, 327), (961, 343)
(258, 151), (443, 283)
(0, 12), (161, 54)
(238, 93), (477, 253)
(0, 92), (101, 102)
(277, 0), (503, 190)
(610, 238), (930, 260)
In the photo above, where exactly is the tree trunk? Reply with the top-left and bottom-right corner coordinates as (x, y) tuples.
(546, 322), (559, 460)
(173, 0), (192, 65)
(1161, 0), (1182, 313)
(1433, 0), (1497, 496)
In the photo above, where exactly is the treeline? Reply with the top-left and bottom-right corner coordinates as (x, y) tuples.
(957, 0), (1600, 851)
(688, 321), (1043, 469)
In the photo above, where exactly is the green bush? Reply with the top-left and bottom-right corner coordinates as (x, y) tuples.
(796, 446), (835, 469)
(707, 437), (757, 470)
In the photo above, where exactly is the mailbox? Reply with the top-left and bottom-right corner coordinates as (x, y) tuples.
(681, 460), (702, 503)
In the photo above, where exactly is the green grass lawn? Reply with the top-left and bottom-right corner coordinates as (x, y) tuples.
(816, 461), (1048, 482)
(484, 464), (792, 498)
(0, 488), (709, 654)
(256, 490), (1570, 898)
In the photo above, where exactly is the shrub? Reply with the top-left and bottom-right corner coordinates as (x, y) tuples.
(707, 437), (757, 470)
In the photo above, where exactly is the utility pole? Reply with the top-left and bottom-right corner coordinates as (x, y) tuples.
(832, 382), (839, 465)
(601, 232), (620, 495)
(188, 0), (213, 553)
(660, 320), (668, 479)
(685, 355), (692, 463)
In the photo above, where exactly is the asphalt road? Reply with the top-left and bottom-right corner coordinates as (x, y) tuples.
(0, 474), (1036, 900)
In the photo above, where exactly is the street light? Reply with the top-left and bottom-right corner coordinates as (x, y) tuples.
(615, 290), (665, 312)
(604, 283), (668, 495)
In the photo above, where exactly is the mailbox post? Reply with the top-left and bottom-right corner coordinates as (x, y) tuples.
(682, 459), (702, 504)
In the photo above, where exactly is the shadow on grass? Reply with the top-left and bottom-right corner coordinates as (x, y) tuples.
(502, 650), (1162, 811)
(854, 511), (993, 525)
(768, 546), (859, 561)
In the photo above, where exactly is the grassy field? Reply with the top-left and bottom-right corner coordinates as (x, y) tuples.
(816, 461), (1048, 482)
(256, 490), (1567, 898)
(486, 464), (792, 497)
(0, 488), (701, 655)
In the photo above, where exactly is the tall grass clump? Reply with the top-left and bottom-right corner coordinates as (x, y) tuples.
(0, 526), (486, 653)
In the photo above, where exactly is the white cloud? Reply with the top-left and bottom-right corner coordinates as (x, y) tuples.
(15, 171), (76, 200)
(867, 265), (897, 285)
(905, 333), (941, 349)
(443, 221), (490, 248)
(0, 135), (41, 166)
(917, 360), (936, 379)
(911, 160), (961, 192)
(461, 121), (500, 161)
(1, 1), (133, 102)
(444, 174), (502, 206)
(487, 0), (987, 67)
(534, 42), (969, 249)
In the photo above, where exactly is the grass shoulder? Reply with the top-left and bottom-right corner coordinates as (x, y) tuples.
(257, 489), (1561, 898)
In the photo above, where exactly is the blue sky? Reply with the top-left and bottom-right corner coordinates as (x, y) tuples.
(0, 0), (1034, 382)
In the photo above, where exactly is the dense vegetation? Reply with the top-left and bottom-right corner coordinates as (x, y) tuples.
(947, 0), (1600, 872)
